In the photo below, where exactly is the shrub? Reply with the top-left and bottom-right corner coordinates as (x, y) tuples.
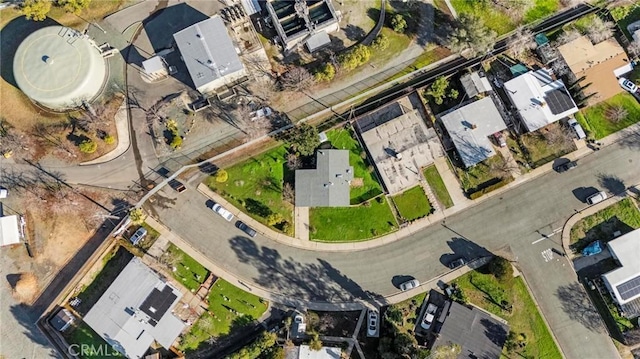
(385, 305), (403, 324)
(79, 139), (97, 154)
(371, 33), (390, 51)
(267, 213), (284, 226)
(215, 169), (229, 183)
(104, 134), (115, 145)
(338, 44), (371, 71)
(468, 179), (512, 199)
(489, 256), (513, 282)
(129, 208), (146, 225)
(282, 221), (293, 236)
(314, 63), (335, 82)
(170, 134), (182, 149)
(391, 14), (408, 33)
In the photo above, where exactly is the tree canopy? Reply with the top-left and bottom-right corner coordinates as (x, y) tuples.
(22, 0), (51, 21)
(448, 14), (497, 57)
(287, 124), (320, 156)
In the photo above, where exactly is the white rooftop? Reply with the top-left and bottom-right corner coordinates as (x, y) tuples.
(142, 56), (166, 75)
(0, 215), (21, 246)
(440, 97), (507, 168)
(460, 71), (493, 98)
(84, 258), (185, 359)
(298, 345), (342, 359)
(504, 69), (578, 132)
(603, 229), (640, 304)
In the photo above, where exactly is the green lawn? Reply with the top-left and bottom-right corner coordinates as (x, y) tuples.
(386, 46), (452, 82)
(370, 27), (413, 66)
(166, 243), (210, 292)
(453, 270), (562, 359)
(423, 165), (454, 208)
(570, 198), (640, 250)
(450, 0), (516, 35)
(519, 123), (577, 167)
(577, 93), (640, 140)
(179, 279), (268, 351)
(76, 247), (133, 316)
(64, 321), (123, 358)
(310, 197), (398, 241)
(524, 0), (560, 24)
(326, 129), (383, 204)
(391, 186), (432, 221)
(206, 144), (294, 231)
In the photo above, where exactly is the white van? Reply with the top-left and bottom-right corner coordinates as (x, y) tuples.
(568, 119), (586, 140)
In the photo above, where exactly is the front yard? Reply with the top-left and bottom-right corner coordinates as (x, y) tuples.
(452, 266), (562, 359)
(570, 197), (640, 252)
(327, 128), (383, 204)
(423, 165), (454, 208)
(576, 93), (640, 140)
(454, 153), (511, 196)
(391, 186), (432, 221)
(163, 243), (210, 293)
(517, 123), (577, 167)
(179, 279), (268, 351)
(310, 197), (398, 241)
(206, 144), (294, 232)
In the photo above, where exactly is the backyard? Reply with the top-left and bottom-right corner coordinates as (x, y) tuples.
(570, 197), (640, 252)
(205, 144), (294, 232)
(576, 93), (640, 140)
(423, 165), (454, 208)
(63, 321), (123, 359)
(163, 243), (210, 292)
(75, 246), (133, 316)
(179, 279), (268, 351)
(391, 186), (432, 221)
(327, 128), (383, 204)
(310, 197), (398, 241)
(452, 266), (562, 359)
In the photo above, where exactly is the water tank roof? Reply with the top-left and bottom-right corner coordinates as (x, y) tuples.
(13, 26), (107, 109)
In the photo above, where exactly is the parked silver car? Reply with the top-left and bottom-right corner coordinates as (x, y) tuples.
(399, 279), (420, 291)
(587, 191), (607, 205)
(421, 303), (438, 330)
(212, 203), (234, 221)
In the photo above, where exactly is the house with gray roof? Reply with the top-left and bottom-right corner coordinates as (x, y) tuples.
(295, 149), (353, 207)
(84, 258), (185, 359)
(602, 229), (640, 318)
(432, 301), (509, 359)
(173, 15), (246, 94)
(439, 97), (507, 168)
(460, 71), (493, 99)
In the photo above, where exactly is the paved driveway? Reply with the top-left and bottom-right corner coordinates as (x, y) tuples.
(153, 142), (639, 358)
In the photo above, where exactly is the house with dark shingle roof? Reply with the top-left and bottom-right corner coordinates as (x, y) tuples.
(295, 149), (353, 207)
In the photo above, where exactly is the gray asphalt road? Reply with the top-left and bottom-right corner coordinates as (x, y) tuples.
(153, 142), (640, 359)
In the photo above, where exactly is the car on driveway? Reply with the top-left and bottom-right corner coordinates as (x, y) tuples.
(367, 309), (378, 337)
(212, 203), (234, 221)
(236, 221), (257, 237)
(554, 160), (577, 173)
(421, 303), (438, 330)
(568, 118), (586, 139)
(448, 257), (467, 269)
(399, 279), (420, 291)
(129, 227), (147, 245)
(493, 132), (506, 147)
(619, 77), (638, 93)
(587, 191), (608, 205)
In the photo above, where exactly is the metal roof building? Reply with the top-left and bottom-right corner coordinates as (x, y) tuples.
(504, 68), (578, 132)
(432, 301), (509, 359)
(440, 97), (507, 168)
(84, 258), (185, 359)
(295, 149), (353, 207)
(0, 215), (21, 246)
(460, 71), (492, 99)
(173, 15), (246, 94)
(13, 26), (107, 110)
(603, 229), (640, 305)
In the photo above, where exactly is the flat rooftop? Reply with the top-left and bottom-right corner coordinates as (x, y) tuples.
(359, 108), (443, 194)
(439, 97), (507, 168)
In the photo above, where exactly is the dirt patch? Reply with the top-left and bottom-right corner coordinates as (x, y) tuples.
(8, 272), (39, 303)
(351, 178), (364, 187)
(307, 310), (361, 337)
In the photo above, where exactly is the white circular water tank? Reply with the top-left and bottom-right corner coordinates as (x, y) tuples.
(13, 26), (107, 110)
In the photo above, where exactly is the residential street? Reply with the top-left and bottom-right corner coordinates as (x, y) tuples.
(151, 141), (640, 359)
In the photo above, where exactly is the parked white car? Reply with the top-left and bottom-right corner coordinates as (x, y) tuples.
(421, 303), (438, 330)
(568, 118), (586, 140)
(251, 107), (272, 121)
(619, 77), (638, 94)
(399, 279), (420, 291)
(587, 191), (608, 205)
(212, 203), (234, 221)
(367, 309), (379, 337)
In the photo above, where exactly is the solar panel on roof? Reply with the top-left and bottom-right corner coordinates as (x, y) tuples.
(545, 89), (575, 115)
(617, 275), (640, 301)
(139, 286), (177, 323)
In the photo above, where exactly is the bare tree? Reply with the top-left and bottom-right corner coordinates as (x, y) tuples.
(585, 16), (614, 44)
(605, 105), (629, 123)
(282, 182), (295, 203)
(231, 104), (272, 140)
(489, 158), (517, 180)
(507, 27), (536, 59)
(555, 29), (581, 46)
(560, 0), (586, 7)
(286, 153), (302, 171)
(628, 40), (640, 57)
(33, 123), (76, 158)
(244, 53), (275, 80)
(248, 79), (278, 104)
(551, 58), (570, 76)
(545, 126), (575, 148)
(493, 0), (534, 22)
(280, 67), (314, 92)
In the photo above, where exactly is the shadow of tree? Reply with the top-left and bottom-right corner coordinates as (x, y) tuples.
(343, 24), (366, 41)
(555, 282), (605, 333)
(479, 317), (508, 347)
(597, 173), (626, 196)
(228, 236), (383, 304)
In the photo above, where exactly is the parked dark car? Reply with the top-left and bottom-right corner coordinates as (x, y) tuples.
(236, 221), (257, 237)
(168, 179), (187, 193)
(555, 160), (577, 173)
(448, 257), (467, 269)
